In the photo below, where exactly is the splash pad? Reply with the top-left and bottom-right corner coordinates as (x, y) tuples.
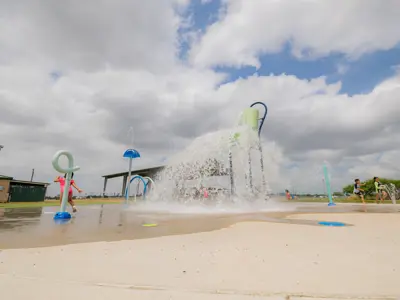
(144, 102), (272, 207)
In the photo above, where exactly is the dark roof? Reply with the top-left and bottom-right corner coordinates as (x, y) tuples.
(103, 165), (165, 179)
(10, 179), (49, 186)
(0, 175), (13, 180)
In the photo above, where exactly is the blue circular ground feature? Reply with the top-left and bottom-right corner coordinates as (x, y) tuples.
(54, 211), (71, 220)
(318, 221), (346, 227)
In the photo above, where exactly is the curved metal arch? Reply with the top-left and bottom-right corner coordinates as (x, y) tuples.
(125, 174), (148, 200)
(250, 102), (268, 137)
(249, 101), (269, 200)
(143, 176), (156, 193)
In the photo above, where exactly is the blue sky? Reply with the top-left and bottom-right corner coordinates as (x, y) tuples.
(182, 0), (400, 96)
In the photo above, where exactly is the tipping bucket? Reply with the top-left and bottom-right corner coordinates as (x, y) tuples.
(240, 108), (259, 131)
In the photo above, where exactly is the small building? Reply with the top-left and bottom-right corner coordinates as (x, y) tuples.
(0, 175), (49, 203)
(0, 175), (13, 203)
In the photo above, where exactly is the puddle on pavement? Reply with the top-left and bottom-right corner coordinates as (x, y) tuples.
(0, 203), (398, 249)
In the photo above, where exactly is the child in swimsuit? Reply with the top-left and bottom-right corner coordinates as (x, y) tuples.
(353, 179), (365, 204)
(54, 172), (82, 212)
(374, 176), (387, 204)
(203, 187), (209, 198)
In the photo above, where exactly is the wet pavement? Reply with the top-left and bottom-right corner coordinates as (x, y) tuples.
(0, 202), (399, 249)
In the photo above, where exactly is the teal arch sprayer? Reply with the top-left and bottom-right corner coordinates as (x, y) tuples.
(52, 150), (80, 221)
(323, 162), (336, 207)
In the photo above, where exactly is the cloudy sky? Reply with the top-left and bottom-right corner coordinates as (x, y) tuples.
(1, 0), (400, 196)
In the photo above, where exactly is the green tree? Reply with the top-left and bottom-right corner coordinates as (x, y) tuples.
(343, 178), (400, 196)
(333, 192), (344, 196)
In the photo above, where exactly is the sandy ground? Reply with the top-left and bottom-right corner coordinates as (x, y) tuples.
(1, 213), (400, 299)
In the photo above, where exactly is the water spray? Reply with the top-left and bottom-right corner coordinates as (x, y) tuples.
(383, 183), (397, 204)
(250, 102), (268, 199)
(232, 102), (269, 199)
(154, 102), (270, 204)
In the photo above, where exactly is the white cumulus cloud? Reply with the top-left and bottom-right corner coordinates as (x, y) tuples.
(190, 0), (400, 68)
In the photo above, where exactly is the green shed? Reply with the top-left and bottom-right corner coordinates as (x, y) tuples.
(9, 180), (49, 202)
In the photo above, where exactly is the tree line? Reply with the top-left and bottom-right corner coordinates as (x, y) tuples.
(343, 178), (400, 196)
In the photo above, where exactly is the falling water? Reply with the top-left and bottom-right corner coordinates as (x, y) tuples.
(148, 125), (272, 206)
(383, 183), (397, 204)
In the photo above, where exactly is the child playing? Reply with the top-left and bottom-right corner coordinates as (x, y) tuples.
(353, 179), (365, 204)
(285, 189), (291, 200)
(54, 172), (82, 212)
(374, 176), (388, 204)
(203, 187), (209, 198)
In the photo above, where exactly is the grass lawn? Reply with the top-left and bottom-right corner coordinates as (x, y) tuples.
(292, 197), (387, 204)
(0, 198), (123, 209)
(0, 196), (394, 209)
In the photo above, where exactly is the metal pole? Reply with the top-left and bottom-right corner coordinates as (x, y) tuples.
(60, 173), (71, 212)
(258, 142), (267, 199)
(248, 150), (253, 194)
(250, 102), (268, 137)
(126, 158), (132, 203)
(102, 177), (108, 197)
(228, 149), (234, 196)
(250, 102), (268, 200)
(122, 175), (127, 195)
(30, 169), (35, 182)
(136, 180), (140, 201)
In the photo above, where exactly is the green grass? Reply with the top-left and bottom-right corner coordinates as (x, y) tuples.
(0, 196), (393, 209)
(292, 197), (385, 204)
(0, 198), (123, 209)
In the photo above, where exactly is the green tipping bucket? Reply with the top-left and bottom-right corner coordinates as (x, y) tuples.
(240, 108), (259, 131)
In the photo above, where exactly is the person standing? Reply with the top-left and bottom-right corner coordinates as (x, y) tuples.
(353, 179), (366, 204)
(374, 177), (387, 204)
(54, 173), (82, 212)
